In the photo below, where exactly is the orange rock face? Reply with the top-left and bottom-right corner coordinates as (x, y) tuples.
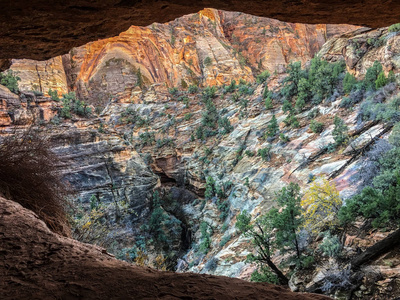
(9, 9), (357, 106)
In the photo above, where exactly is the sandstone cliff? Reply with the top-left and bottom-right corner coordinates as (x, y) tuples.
(8, 9), (358, 107)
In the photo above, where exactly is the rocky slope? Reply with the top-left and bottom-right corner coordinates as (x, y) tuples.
(1, 10), (400, 300)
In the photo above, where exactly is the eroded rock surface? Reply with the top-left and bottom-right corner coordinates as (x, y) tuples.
(9, 9), (357, 106)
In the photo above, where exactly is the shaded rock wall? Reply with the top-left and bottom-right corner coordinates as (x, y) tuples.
(1, 0), (399, 63)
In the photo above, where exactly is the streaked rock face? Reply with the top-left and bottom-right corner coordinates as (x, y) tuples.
(9, 9), (357, 106)
(320, 27), (400, 77)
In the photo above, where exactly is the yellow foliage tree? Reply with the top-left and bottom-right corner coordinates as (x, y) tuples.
(301, 177), (342, 234)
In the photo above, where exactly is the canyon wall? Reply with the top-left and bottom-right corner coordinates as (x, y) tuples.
(9, 9), (358, 106)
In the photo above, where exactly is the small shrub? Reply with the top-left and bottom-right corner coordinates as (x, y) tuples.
(310, 120), (324, 133)
(343, 72), (357, 94)
(266, 115), (279, 137)
(332, 116), (348, 146)
(188, 84), (199, 94)
(375, 71), (388, 89)
(319, 232), (342, 257)
(258, 146), (272, 161)
(204, 256), (218, 271)
(279, 133), (290, 142)
(307, 108), (320, 119)
(204, 56), (213, 67)
(168, 87), (178, 95)
(250, 266), (279, 284)
(219, 234), (231, 247)
(364, 60), (383, 91)
(245, 150), (254, 157)
(199, 221), (212, 254)
(265, 96), (273, 110)
(223, 80), (237, 94)
(256, 70), (270, 84)
(218, 116), (233, 134)
(48, 89), (60, 101)
(184, 113), (193, 121)
(0, 70), (20, 94)
(388, 23), (400, 32)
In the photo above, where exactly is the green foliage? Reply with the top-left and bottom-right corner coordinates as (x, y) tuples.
(245, 150), (255, 157)
(199, 221), (212, 254)
(120, 106), (149, 126)
(388, 70), (396, 84)
(256, 70), (270, 84)
(236, 183), (306, 284)
(235, 209), (252, 233)
(0, 70), (20, 94)
(204, 176), (216, 200)
(375, 71), (388, 89)
(266, 115), (279, 137)
(281, 57), (345, 105)
(168, 87), (178, 95)
(204, 56), (213, 67)
(184, 113), (193, 121)
(364, 60), (383, 91)
(264, 96), (273, 110)
(279, 133), (290, 142)
(308, 57), (345, 104)
(359, 95), (400, 123)
(219, 234), (231, 247)
(156, 137), (175, 149)
(237, 83), (254, 96)
(281, 61), (306, 100)
(48, 89), (60, 101)
(310, 120), (324, 134)
(188, 84), (199, 94)
(139, 131), (156, 146)
(202, 86), (217, 101)
(59, 92), (91, 119)
(332, 116), (348, 146)
(319, 232), (342, 257)
(269, 182), (304, 259)
(295, 77), (311, 111)
(339, 181), (400, 228)
(250, 266), (279, 284)
(388, 23), (400, 32)
(218, 116), (233, 134)
(149, 191), (168, 245)
(282, 100), (293, 114)
(263, 85), (271, 99)
(223, 80), (237, 94)
(339, 124), (400, 228)
(343, 72), (357, 94)
(308, 108), (320, 119)
(283, 113), (300, 128)
(180, 78), (188, 89)
(258, 146), (272, 161)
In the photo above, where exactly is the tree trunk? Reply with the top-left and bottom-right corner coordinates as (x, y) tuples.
(351, 227), (400, 269)
(264, 258), (289, 285)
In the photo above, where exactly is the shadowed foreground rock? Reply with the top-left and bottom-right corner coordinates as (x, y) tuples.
(1, 0), (399, 63)
(0, 197), (330, 300)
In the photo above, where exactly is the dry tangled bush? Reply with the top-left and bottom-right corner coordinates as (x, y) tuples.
(0, 128), (71, 236)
